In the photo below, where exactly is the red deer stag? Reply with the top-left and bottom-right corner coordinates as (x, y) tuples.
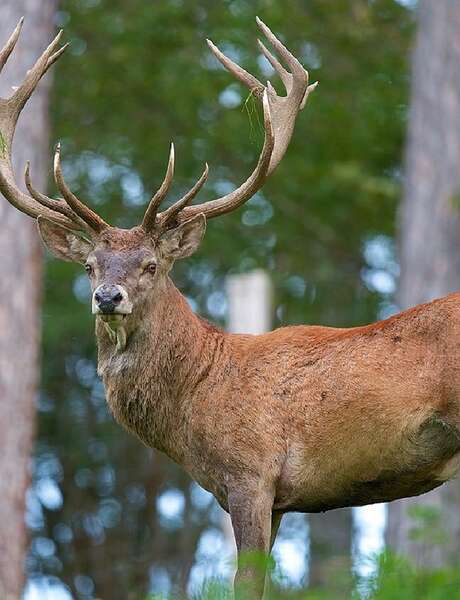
(2, 18), (460, 598)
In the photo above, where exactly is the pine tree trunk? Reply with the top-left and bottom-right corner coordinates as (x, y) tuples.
(309, 509), (352, 588)
(387, 0), (460, 567)
(0, 2), (56, 596)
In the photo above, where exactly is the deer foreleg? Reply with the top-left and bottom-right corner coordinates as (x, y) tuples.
(228, 484), (274, 599)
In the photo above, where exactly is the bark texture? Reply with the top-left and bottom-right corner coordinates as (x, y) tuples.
(0, 2), (56, 597)
(387, 0), (460, 567)
(309, 509), (352, 589)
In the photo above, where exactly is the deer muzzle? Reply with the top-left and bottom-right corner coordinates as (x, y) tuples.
(92, 284), (132, 322)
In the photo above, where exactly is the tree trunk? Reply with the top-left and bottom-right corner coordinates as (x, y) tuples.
(0, 2), (55, 596)
(309, 509), (352, 589)
(387, 0), (460, 567)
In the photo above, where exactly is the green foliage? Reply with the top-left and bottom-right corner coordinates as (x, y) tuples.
(366, 552), (460, 600)
(144, 552), (460, 600)
(406, 505), (449, 546)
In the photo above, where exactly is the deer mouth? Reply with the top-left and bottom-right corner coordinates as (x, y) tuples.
(98, 313), (129, 324)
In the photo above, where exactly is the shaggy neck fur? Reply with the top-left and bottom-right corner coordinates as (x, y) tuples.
(95, 277), (227, 459)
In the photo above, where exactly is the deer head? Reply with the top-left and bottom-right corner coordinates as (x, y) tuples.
(0, 18), (317, 350)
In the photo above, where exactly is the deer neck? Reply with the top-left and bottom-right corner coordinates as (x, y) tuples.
(95, 277), (226, 454)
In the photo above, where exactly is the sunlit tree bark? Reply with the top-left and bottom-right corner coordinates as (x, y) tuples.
(0, 1), (56, 596)
(387, 0), (460, 567)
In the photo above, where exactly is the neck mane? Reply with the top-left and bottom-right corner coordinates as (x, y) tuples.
(95, 277), (227, 454)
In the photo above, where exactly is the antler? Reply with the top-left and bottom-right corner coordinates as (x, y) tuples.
(0, 19), (107, 234)
(142, 143), (175, 231)
(146, 17), (317, 228)
(142, 146), (210, 233)
(53, 144), (108, 232)
(0, 18), (315, 236)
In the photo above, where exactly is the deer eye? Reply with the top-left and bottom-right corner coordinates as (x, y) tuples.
(145, 262), (157, 275)
(84, 263), (93, 275)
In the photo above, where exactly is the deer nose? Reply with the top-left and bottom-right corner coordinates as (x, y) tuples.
(94, 285), (124, 314)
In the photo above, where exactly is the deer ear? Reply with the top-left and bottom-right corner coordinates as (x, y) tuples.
(37, 216), (94, 264)
(158, 213), (206, 260)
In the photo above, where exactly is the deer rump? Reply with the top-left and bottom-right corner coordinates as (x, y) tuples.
(239, 312), (460, 514)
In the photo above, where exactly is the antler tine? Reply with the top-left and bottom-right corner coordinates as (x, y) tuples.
(158, 163), (209, 227)
(24, 161), (86, 226)
(142, 142), (175, 232)
(8, 30), (67, 124)
(256, 17), (306, 80)
(0, 17), (23, 74)
(53, 144), (109, 233)
(46, 42), (71, 71)
(0, 20), (84, 230)
(301, 79), (318, 110)
(257, 39), (291, 89)
(179, 91), (274, 222)
(206, 39), (264, 99)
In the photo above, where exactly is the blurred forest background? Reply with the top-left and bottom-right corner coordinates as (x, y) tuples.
(3, 0), (460, 598)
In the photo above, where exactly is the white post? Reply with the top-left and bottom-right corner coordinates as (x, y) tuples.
(221, 269), (273, 555)
(226, 269), (273, 334)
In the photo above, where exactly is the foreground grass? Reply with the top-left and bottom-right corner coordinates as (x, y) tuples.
(147, 552), (460, 599)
